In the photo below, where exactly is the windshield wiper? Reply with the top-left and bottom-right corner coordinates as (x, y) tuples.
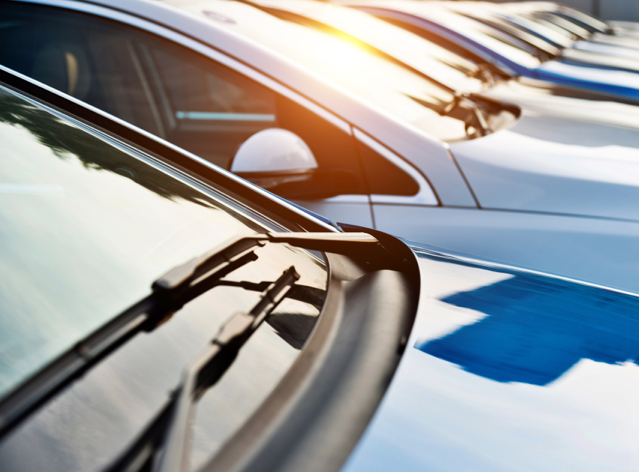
(439, 92), (491, 137)
(0, 231), (382, 440)
(106, 266), (300, 472)
(468, 64), (496, 87)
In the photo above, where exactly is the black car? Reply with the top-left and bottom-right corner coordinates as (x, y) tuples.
(0, 66), (419, 472)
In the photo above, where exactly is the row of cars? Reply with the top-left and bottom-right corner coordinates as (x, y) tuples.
(1, 0), (639, 471)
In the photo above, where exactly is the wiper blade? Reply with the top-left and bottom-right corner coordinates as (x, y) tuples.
(153, 266), (299, 472)
(439, 93), (491, 137)
(468, 64), (496, 87)
(154, 232), (378, 294)
(0, 231), (381, 439)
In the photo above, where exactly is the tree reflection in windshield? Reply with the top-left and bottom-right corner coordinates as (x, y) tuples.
(417, 273), (639, 386)
(0, 89), (214, 207)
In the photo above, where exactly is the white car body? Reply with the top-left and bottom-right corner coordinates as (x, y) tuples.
(7, 0), (639, 294)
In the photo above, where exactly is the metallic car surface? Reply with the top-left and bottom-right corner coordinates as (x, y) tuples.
(255, 0), (639, 221)
(3, 50), (639, 472)
(340, 244), (639, 472)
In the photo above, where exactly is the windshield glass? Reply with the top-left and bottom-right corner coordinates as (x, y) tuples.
(558, 6), (608, 33)
(0, 84), (326, 393)
(454, 8), (561, 54)
(0, 84), (329, 471)
(396, 4), (543, 69)
(501, 12), (575, 47)
(180, 1), (475, 141)
(261, 1), (484, 93)
(529, 12), (590, 38)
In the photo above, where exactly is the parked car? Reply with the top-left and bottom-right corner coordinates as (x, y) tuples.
(4, 0), (639, 294)
(3, 65), (639, 472)
(457, 2), (639, 64)
(512, 1), (639, 40)
(346, 0), (639, 101)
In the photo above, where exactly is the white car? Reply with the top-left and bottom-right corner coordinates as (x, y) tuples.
(4, 0), (639, 293)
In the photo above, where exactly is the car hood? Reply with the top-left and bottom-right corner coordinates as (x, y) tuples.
(341, 246), (639, 472)
(534, 60), (639, 99)
(573, 40), (639, 62)
(448, 79), (639, 221)
(560, 47), (639, 74)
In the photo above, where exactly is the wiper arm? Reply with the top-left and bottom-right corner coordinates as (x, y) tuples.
(153, 266), (299, 472)
(218, 280), (326, 308)
(0, 231), (381, 439)
(439, 93), (491, 137)
(469, 64), (496, 87)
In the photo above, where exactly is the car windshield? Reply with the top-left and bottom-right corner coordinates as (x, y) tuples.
(0, 84), (328, 471)
(260, 1), (485, 93)
(499, 11), (575, 47)
(403, 5), (544, 69)
(557, 5), (609, 33)
(179, 1), (477, 141)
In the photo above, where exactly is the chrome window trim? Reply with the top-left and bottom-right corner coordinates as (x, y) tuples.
(12, 0), (353, 136)
(0, 64), (337, 232)
(353, 128), (439, 206)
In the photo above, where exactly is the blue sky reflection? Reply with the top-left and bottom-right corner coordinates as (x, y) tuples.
(417, 273), (639, 386)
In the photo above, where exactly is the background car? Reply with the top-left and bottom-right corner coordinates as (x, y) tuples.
(462, 2), (639, 65)
(346, 0), (639, 101)
(5, 0), (639, 295)
(510, 1), (639, 40)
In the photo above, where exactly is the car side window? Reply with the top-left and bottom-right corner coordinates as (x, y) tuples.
(0, 12), (165, 138)
(355, 140), (419, 196)
(137, 41), (279, 169)
(0, 3), (422, 200)
(138, 40), (369, 196)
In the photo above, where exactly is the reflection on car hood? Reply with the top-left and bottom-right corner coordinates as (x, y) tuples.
(341, 246), (639, 472)
(560, 48), (639, 74)
(535, 60), (639, 99)
(449, 80), (639, 221)
(573, 40), (639, 62)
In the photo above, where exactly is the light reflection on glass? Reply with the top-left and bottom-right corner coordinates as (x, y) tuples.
(268, 2), (483, 92)
(397, 3), (543, 68)
(182, 1), (470, 140)
(0, 86), (329, 472)
(0, 87), (254, 398)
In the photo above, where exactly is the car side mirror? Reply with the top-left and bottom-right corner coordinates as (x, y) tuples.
(231, 129), (360, 200)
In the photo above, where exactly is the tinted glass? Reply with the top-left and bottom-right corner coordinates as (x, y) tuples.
(556, 7), (608, 33)
(0, 85), (328, 471)
(413, 8), (543, 68)
(182, 1), (475, 141)
(141, 42), (278, 169)
(356, 140), (419, 196)
(0, 3), (370, 194)
(0, 16), (163, 136)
